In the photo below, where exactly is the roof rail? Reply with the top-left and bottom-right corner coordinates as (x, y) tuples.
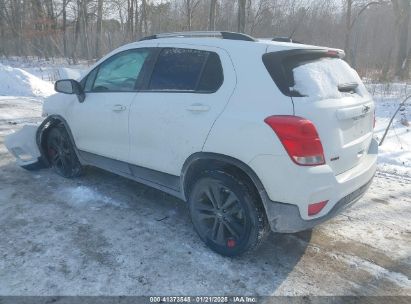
(139, 31), (256, 42)
(272, 37), (303, 44)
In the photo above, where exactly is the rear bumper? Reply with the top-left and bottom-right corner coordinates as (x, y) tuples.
(250, 138), (378, 232)
(262, 176), (373, 233)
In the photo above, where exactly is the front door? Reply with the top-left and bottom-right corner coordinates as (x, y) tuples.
(68, 48), (152, 162)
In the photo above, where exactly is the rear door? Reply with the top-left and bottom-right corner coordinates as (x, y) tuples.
(129, 45), (236, 176)
(264, 49), (374, 175)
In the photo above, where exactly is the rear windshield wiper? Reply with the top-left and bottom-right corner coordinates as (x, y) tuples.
(338, 82), (358, 93)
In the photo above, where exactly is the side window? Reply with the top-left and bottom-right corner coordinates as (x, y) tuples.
(197, 52), (224, 92)
(148, 48), (208, 91)
(84, 68), (98, 92)
(92, 49), (150, 92)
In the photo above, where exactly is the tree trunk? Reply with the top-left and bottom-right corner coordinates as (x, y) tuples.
(126, 0), (134, 41)
(208, 0), (217, 31)
(32, 0), (45, 58)
(0, 0), (9, 56)
(134, 0), (141, 38)
(95, 0), (103, 58)
(141, 0), (147, 35)
(344, 0), (353, 64)
(237, 0), (246, 33)
(71, 0), (82, 63)
(392, 0), (410, 79)
(80, 0), (90, 60)
(46, 0), (56, 57)
(186, 0), (192, 31)
(62, 0), (67, 57)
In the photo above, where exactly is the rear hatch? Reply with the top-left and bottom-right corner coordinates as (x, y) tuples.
(263, 48), (374, 175)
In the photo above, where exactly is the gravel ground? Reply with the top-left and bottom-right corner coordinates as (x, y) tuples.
(0, 97), (410, 296)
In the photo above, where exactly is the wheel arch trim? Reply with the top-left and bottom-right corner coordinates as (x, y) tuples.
(36, 115), (83, 166)
(180, 152), (267, 201)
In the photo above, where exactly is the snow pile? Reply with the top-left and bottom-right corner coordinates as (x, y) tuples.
(24, 66), (85, 82)
(367, 83), (411, 176)
(1, 56), (88, 82)
(292, 58), (362, 99)
(0, 63), (54, 97)
(56, 67), (84, 80)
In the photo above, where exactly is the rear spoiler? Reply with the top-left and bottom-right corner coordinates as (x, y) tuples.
(262, 49), (345, 97)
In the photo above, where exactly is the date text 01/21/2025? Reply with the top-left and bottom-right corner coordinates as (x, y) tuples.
(149, 296), (257, 303)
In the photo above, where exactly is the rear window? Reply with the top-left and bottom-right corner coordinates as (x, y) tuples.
(291, 58), (362, 99)
(148, 48), (223, 92)
(149, 48), (206, 91)
(263, 51), (363, 99)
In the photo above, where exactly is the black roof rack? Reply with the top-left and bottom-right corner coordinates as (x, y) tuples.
(272, 37), (303, 44)
(139, 31), (256, 42)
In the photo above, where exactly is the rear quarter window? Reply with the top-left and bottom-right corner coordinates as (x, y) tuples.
(197, 52), (224, 92)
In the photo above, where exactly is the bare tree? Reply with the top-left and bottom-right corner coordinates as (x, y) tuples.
(62, 0), (68, 57)
(237, 0), (246, 33)
(392, 0), (411, 79)
(184, 0), (200, 31)
(344, 0), (382, 64)
(95, 0), (103, 58)
(134, 0), (141, 37)
(208, 0), (217, 31)
(126, 0), (134, 40)
(344, 0), (353, 62)
(140, 0), (148, 35)
(0, 0), (407, 80)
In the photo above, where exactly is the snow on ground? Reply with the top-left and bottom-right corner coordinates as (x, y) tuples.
(0, 96), (42, 121)
(1, 106), (409, 295)
(0, 56), (89, 82)
(0, 61), (410, 295)
(0, 56), (88, 99)
(367, 82), (411, 177)
(61, 185), (128, 209)
(0, 64), (54, 97)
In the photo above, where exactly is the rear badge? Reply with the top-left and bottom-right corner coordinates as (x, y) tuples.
(330, 156), (340, 162)
(362, 105), (371, 114)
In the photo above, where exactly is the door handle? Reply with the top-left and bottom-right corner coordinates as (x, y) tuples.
(186, 104), (210, 112)
(112, 104), (126, 112)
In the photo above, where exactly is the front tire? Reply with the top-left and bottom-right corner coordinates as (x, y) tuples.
(46, 125), (82, 178)
(189, 170), (269, 257)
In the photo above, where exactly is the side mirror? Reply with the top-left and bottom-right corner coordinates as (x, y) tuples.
(54, 79), (85, 103)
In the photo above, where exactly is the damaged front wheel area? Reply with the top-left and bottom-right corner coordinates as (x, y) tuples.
(46, 126), (83, 178)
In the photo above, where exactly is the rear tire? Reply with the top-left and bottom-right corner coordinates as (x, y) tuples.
(46, 125), (83, 178)
(189, 170), (269, 257)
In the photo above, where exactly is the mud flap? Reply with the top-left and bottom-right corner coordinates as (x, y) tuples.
(4, 124), (44, 169)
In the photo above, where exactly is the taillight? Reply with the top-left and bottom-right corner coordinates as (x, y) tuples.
(308, 200), (328, 216)
(264, 115), (325, 166)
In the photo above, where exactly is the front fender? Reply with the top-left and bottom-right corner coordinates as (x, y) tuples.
(5, 124), (44, 168)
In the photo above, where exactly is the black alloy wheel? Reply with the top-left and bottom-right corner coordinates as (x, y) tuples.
(46, 126), (82, 178)
(189, 170), (269, 256)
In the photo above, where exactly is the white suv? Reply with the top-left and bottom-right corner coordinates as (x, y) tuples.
(6, 31), (377, 256)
